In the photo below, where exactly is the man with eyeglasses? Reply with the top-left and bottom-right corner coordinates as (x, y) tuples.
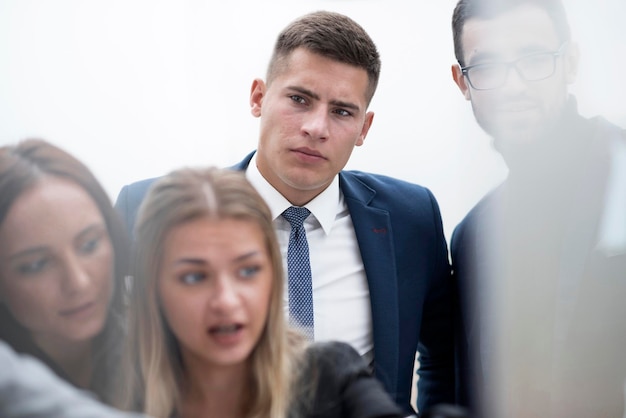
(449, 0), (626, 417)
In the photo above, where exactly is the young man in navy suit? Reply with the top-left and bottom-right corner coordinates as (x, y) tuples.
(116, 11), (455, 415)
(450, 0), (626, 416)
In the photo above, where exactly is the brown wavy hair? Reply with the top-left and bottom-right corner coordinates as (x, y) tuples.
(0, 138), (130, 404)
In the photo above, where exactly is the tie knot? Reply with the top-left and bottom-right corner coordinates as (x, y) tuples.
(282, 206), (310, 228)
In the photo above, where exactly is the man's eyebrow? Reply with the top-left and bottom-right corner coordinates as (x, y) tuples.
(287, 86), (361, 112)
(287, 86), (320, 101)
(468, 44), (557, 66)
(330, 99), (360, 112)
(467, 51), (500, 66)
(518, 44), (557, 55)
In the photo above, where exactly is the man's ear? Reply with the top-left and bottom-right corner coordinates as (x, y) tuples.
(356, 111), (374, 147)
(564, 41), (580, 85)
(452, 63), (471, 100)
(250, 78), (266, 118)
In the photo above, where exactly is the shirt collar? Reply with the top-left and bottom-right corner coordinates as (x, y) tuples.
(245, 153), (340, 235)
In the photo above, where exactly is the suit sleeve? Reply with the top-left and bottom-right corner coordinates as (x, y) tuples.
(415, 189), (455, 412)
(450, 219), (474, 408)
(114, 180), (155, 239)
(114, 184), (134, 239)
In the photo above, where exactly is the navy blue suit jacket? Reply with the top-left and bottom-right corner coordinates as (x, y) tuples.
(115, 152), (455, 414)
(451, 106), (626, 416)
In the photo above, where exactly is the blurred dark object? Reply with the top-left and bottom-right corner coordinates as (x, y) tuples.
(421, 404), (471, 418)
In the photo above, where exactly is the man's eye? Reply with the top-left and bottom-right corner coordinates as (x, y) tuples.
(474, 63), (501, 73)
(520, 53), (551, 68)
(17, 258), (48, 275)
(179, 272), (206, 285)
(470, 63), (504, 78)
(334, 108), (352, 117)
(290, 95), (306, 104)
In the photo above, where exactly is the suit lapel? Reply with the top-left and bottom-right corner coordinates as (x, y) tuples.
(234, 159), (401, 394)
(231, 151), (255, 171)
(339, 172), (400, 395)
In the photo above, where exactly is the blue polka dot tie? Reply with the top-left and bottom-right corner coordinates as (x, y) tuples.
(282, 206), (314, 340)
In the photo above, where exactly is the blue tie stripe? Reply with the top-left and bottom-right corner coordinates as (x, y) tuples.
(282, 206), (314, 340)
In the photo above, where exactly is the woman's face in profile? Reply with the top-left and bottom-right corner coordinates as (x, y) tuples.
(158, 216), (273, 374)
(0, 177), (114, 346)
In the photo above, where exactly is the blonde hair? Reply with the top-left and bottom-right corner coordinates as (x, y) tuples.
(117, 167), (306, 417)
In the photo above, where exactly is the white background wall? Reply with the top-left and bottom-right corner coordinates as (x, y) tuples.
(1, 0), (624, 241)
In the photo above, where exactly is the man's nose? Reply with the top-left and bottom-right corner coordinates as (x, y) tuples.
(500, 65), (529, 94)
(302, 106), (330, 140)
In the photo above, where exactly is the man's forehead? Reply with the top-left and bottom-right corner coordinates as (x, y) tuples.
(461, 4), (561, 62)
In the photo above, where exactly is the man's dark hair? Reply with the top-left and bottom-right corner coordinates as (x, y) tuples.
(266, 10), (381, 105)
(452, 0), (571, 66)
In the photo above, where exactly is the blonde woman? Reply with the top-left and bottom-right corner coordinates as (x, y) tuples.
(118, 167), (402, 418)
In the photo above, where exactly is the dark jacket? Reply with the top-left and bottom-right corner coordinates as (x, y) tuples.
(293, 341), (404, 418)
(115, 152), (456, 414)
(452, 99), (626, 417)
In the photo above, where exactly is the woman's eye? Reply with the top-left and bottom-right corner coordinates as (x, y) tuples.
(239, 265), (261, 279)
(16, 258), (48, 275)
(179, 272), (205, 285)
(79, 237), (100, 254)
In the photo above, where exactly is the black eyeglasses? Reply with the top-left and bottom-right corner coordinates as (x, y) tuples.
(460, 42), (568, 91)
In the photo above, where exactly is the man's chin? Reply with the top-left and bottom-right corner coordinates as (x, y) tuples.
(490, 126), (547, 166)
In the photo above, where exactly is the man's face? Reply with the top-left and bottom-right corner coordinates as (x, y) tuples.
(250, 47), (374, 206)
(452, 4), (578, 148)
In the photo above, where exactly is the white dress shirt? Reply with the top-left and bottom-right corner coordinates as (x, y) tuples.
(246, 154), (374, 358)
